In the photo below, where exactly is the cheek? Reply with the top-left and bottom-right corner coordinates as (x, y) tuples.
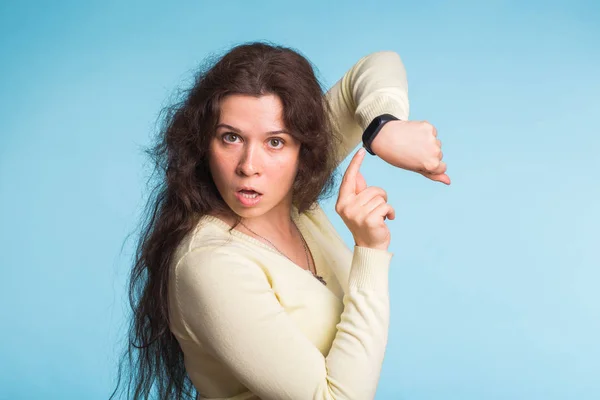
(269, 153), (299, 182)
(208, 148), (234, 181)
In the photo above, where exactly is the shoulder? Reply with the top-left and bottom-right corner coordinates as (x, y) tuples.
(168, 216), (268, 297)
(172, 243), (271, 312)
(172, 214), (241, 263)
(173, 219), (264, 278)
(174, 214), (270, 273)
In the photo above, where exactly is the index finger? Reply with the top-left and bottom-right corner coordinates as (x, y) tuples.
(340, 148), (366, 197)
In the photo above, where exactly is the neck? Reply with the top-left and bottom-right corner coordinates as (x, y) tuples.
(214, 201), (296, 239)
(241, 205), (296, 239)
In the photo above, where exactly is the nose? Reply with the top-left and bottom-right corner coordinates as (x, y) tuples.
(236, 143), (262, 177)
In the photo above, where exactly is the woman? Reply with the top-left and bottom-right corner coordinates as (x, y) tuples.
(112, 42), (449, 400)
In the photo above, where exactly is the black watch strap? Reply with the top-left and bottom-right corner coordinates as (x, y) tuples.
(361, 113), (399, 155)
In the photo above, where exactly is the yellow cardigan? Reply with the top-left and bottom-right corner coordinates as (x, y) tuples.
(168, 50), (410, 400)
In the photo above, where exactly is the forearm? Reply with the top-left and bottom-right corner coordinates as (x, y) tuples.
(325, 50), (410, 164)
(321, 246), (392, 399)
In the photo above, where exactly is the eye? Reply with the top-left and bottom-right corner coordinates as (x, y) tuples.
(268, 138), (284, 149)
(222, 133), (240, 143)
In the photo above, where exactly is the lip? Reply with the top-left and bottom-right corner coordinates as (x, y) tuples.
(236, 186), (263, 195)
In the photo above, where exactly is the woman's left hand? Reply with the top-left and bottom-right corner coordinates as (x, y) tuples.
(370, 120), (451, 185)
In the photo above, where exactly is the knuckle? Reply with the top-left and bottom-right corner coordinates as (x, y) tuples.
(425, 159), (440, 171)
(427, 135), (437, 148)
(345, 205), (359, 220)
(336, 202), (347, 216)
(369, 186), (386, 198)
(363, 188), (375, 199)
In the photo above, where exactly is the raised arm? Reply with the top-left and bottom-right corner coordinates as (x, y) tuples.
(174, 245), (392, 400)
(325, 51), (410, 165)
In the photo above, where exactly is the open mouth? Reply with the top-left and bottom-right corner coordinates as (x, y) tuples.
(235, 189), (263, 206)
(238, 189), (261, 199)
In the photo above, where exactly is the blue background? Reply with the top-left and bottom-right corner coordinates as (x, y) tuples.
(1, 1), (598, 399)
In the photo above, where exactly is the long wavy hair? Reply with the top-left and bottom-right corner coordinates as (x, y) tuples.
(110, 41), (341, 399)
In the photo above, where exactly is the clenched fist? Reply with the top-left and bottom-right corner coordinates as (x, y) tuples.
(371, 120), (450, 185)
(335, 148), (395, 251)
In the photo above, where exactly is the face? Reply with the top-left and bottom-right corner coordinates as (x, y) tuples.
(208, 94), (301, 220)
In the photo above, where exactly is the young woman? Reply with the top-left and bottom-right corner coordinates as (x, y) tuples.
(113, 42), (449, 400)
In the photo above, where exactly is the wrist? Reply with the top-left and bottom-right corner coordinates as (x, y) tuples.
(370, 120), (405, 156)
(361, 113), (399, 156)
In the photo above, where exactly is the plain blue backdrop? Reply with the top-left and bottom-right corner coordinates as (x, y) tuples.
(1, 1), (598, 399)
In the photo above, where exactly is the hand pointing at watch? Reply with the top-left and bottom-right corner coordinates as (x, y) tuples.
(336, 148), (395, 251)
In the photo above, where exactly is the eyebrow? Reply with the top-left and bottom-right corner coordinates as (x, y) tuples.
(216, 123), (290, 135)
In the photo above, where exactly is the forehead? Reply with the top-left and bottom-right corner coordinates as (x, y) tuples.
(218, 94), (286, 132)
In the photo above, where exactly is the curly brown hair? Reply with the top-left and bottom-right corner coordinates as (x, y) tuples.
(110, 41), (341, 399)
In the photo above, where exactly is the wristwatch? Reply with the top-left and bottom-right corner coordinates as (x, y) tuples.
(361, 113), (399, 155)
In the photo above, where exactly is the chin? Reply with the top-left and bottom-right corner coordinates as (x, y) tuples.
(233, 208), (265, 219)
(226, 201), (268, 219)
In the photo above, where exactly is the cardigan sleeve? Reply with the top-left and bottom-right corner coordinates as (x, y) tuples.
(174, 245), (393, 400)
(325, 50), (410, 165)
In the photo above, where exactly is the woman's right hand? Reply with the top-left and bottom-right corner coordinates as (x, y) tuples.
(335, 148), (395, 251)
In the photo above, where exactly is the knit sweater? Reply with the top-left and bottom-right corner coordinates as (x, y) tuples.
(168, 50), (410, 400)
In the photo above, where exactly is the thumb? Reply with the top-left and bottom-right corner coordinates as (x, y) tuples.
(423, 172), (451, 185)
(355, 171), (367, 193)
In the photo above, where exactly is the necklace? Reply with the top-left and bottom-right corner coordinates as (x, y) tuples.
(239, 219), (327, 286)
